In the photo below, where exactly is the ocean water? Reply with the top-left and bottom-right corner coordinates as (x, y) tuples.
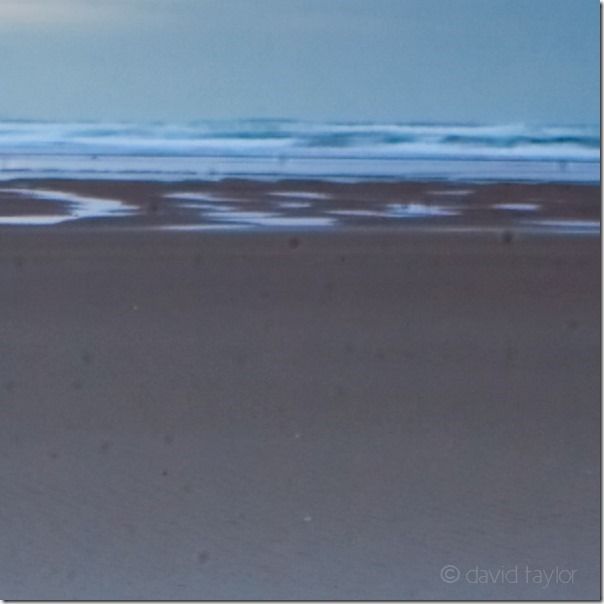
(0, 120), (598, 183)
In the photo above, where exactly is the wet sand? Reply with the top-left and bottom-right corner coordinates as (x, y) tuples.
(0, 179), (599, 231)
(0, 193), (600, 598)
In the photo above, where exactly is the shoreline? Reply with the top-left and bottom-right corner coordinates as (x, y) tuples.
(0, 178), (599, 233)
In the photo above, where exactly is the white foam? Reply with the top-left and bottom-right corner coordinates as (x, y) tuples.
(278, 201), (312, 209)
(386, 203), (460, 218)
(0, 215), (68, 225)
(328, 209), (384, 217)
(525, 219), (600, 233)
(493, 203), (540, 212)
(245, 216), (334, 227)
(205, 209), (334, 228)
(271, 191), (331, 200)
(0, 120), (598, 183)
(0, 188), (136, 223)
(164, 192), (235, 202)
(0, 120), (598, 162)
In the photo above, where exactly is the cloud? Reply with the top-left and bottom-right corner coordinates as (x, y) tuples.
(0, 0), (140, 30)
(0, 0), (385, 35)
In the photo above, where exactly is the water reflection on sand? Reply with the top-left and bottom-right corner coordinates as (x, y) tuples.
(0, 180), (598, 235)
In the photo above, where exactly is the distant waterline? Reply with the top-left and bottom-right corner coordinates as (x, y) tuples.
(0, 120), (598, 183)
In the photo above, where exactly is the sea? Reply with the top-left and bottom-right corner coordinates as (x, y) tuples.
(0, 119), (599, 183)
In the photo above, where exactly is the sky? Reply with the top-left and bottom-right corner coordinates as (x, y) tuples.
(0, 0), (599, 124)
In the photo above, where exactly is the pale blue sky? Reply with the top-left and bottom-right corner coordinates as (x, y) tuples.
(0, 0), (599, 124)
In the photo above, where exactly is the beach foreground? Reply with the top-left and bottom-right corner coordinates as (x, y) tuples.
(0, 220), (599, 598)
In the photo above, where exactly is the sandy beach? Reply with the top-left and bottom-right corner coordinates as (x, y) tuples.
(0, 0), (598, 597)
(0, 194), (599, 599)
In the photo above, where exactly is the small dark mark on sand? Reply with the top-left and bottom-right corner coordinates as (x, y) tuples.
(100, 440), (111, 454)
(288, 236), (300, 250)
(66, 568), (78, 581)
(506, 347), (518, 359)
(161, 470), (169, 477)
(49, 451), (59, 460)
(501, 230), (514, 245)
(505, 346), (518, 368)
(232, 350), (248, 366)
(197, 551), (210, 565)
